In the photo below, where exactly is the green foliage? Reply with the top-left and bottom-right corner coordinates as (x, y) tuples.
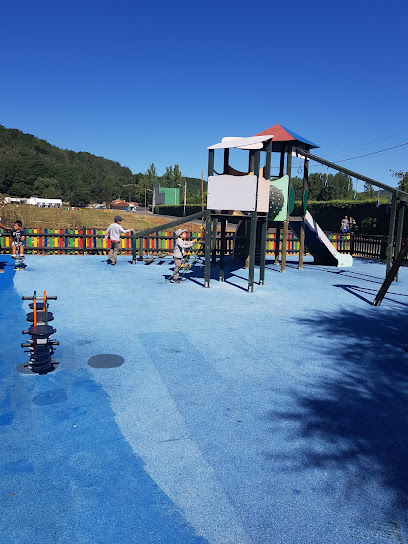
(291, 172), (355, 201)
(292, 199), (396, 235)
(0, 126), (208, 210)
(69, 186), (91, 208)
(359, 217), (377, 234)
(0, 125), (135, 204)
(33, 177), (61, 198)
(154, 205), (204, 216)
(364, 182), (374, 198)
(392, 170), (408, 193)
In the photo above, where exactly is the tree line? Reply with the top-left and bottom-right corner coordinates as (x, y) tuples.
(0, 125), (406, 208)
(0, 125), (204, 207)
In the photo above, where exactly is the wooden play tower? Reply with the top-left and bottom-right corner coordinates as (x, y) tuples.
(204, 125), (320, 292)
(203, 124), (408, 297)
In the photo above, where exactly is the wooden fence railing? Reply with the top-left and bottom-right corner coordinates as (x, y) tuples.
(0, 227), (351, 256)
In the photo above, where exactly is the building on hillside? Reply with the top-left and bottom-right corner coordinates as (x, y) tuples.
(27, 197), (62, 208)
(110, 199), (129, 210)
(4, 196), (62, 208)
(4, 197), (28, 205)
(153, 185), (180, 206)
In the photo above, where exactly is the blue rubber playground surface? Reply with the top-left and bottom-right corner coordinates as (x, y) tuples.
(1, 253), (408, 543)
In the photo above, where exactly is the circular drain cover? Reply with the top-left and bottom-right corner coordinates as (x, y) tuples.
(87, 354), (125, 368)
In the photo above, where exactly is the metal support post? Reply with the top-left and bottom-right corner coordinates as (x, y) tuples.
(299, 158), (308, 269)
(274, 227), (281, 264)
(259, 216), (267, 285)
(248, 211), (257, 292)
(223, 149), (229, 174)
(386, 192), (397, 275)
(138, 237), (144, 261)
(394, 201), (405, 281)
(208, 149), (214, 177)
(219, 217), (226, 281)
(281, 145), (292, 272)
(204, 209), (211, 287)
(132, 233), (137, 264)
(82, 226), (87, 255)
(211, 218), (217, 267)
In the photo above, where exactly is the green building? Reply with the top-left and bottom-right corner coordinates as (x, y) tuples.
(153, 184), (180, 206)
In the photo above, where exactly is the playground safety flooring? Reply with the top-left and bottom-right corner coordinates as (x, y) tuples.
(1, 253), (408, 544)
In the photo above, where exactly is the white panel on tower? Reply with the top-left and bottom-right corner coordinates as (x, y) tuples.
(207, 175), (257, 212)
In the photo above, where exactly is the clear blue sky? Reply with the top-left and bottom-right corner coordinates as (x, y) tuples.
(1, 0), (407, 189)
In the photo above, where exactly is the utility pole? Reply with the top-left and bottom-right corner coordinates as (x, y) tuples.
(201, 169), (204, 211)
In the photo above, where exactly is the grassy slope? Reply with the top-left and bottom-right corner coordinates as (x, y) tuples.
(0, 206), (203, 232)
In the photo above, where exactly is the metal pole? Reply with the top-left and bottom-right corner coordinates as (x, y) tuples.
(211, 217), (217, 267)
(201, 169), (204, 211)
(281, 145), (292, 272)
(82, 226), (87, 255)
(394, 201), (405, 281)
(183, 181), (186, 217)
(208, 149), (214, 177)
(205, 150), (214, 287)
(132, 233), (137, 264)
(274, 146), (285, 266)
(259, 216), (267, 285)
(274, 227), (281, 264)
(219, 217), (226, 281)
(248, 150), (260, 292)
(223, 149), (229, 174)
(248, 212), (257, 292)
(299, 157), (309, 269)
(152, 187), (155, 214)
(204, 209), (211, 287)
(386, 192), (397, 275)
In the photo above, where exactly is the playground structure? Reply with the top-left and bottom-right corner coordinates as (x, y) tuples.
(0, 123), (406, 302)
(132, 124), (408, 301)
(20, 292), (58, 374)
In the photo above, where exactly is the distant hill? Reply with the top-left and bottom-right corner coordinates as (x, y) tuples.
(0, 125), (204, 207)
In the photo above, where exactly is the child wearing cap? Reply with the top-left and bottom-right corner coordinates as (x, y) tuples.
(171, 228), (196, 283)
(104, 216), (131, 266)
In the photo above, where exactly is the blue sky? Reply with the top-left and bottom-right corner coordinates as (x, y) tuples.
(1, 0), (407, 189)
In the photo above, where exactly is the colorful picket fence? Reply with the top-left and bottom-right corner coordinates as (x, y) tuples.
(0, 227), (351, 256)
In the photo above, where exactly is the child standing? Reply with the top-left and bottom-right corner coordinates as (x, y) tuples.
(104, 216), (131, 266)
(0, 220), (25, 259)
(171, 228), (196, 283)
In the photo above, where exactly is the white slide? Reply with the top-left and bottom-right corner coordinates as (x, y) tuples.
(290, 211), (353, 267)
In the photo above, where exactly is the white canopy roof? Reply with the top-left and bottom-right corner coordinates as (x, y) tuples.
(208, 135), (273, 151)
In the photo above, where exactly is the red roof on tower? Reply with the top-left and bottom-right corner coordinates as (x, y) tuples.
(254, 124), (319, 149)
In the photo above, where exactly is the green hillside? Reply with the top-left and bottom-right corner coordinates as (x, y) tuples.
(0, 125), (204, 207)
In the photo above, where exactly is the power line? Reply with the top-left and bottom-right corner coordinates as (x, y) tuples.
(322, 130), (408, 158)
(334, 142), (408, 163)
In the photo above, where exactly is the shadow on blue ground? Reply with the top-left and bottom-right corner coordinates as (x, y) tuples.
(267, 306), (408, 519)
(0, 256), (208, 544)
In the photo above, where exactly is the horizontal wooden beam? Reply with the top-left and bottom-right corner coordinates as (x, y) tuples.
(133, 211), (206, 238)
(297, 150), (408, 201)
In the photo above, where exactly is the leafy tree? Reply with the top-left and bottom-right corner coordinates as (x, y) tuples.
(173, 164), (185, 187)
(364, 182), (374, 198)
(145, 163), (157, 188)
(69, 186), (91, 208)
(33, 177), (61, 198)
(162, 166), (174, 185)
(391, 170), (408, 193)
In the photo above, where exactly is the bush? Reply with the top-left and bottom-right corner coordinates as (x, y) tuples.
(292, 200), (397, 235)
(154, 204), (204, 217)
